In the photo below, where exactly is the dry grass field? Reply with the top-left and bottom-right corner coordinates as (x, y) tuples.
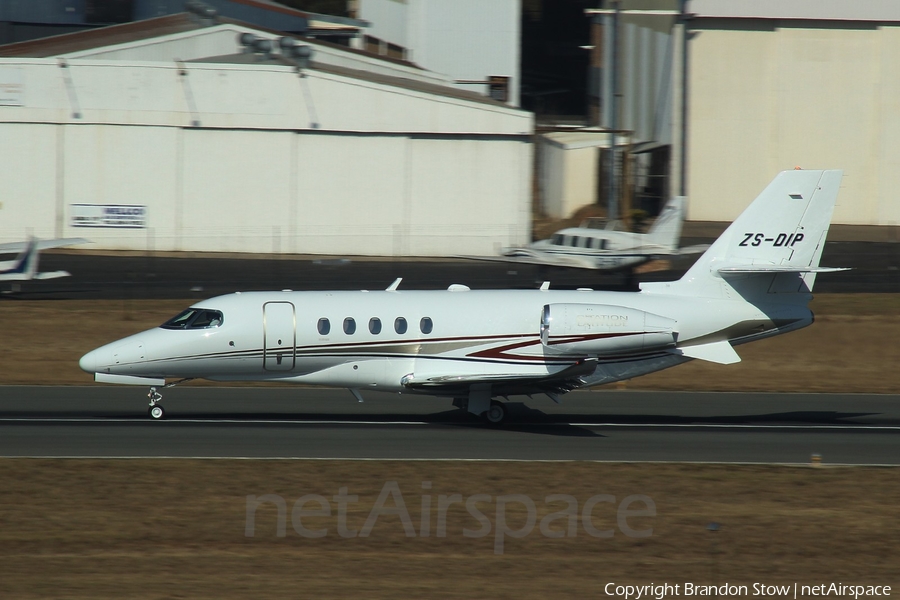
(1, 295), (897, 598)
(0, 460), (898, 599)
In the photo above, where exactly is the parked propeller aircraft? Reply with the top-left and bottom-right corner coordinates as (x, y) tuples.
(0, 237), (89, 282)
(80, 170), (845, 424)
(484, 195), (706, 271)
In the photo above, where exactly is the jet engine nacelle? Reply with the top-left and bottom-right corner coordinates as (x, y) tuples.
(541, 303), (677, 355)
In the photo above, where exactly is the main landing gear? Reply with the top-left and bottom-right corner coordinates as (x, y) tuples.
(454, 392), (508, 426)
(147, 379), (193, 420)
(483, 401), (507, 426)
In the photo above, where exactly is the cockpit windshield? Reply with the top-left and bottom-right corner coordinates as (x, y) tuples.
(160, 308), (223, 330)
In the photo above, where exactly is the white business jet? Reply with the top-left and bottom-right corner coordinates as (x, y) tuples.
(487, 195), (705, 271)
(0, 237), (89, 282)
(80, 170), (845, 423)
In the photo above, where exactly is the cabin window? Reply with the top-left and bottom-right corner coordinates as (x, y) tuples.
(551, 234), (564, 246)
(394, 317), (408, 334)
(571, 236), (581, 247)
(160, 308), (223, 330)
(580, 237), (591, 248)
(591, 238), (607, 250)
(420, 317), (433, 334)
(317, 318), (330, 335)
(343, 317), (356, 335)
(369, 317), (382, 335)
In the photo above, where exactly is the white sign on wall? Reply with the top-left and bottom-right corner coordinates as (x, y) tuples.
(70, 204), (147, 228)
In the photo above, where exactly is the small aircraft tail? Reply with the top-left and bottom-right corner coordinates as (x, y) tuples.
(9, 238), (39, 280)
(0, 236), (77, 281)
(641, 169), (844, 300)
(643, 195), (685, 251)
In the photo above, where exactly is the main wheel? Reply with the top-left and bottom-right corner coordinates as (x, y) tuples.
(149, 405), (165, 420)
(483, 401), (506, 425)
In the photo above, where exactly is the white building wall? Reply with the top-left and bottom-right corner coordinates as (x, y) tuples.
(406, 137), (531, 255)
(356, 0), (409, 48)
(686, 21), (900, 226)
(0, 57), (533, 255)
(0, 124), (59, 239)
(359, 0), (521, 106)
(294, 134), (408, 255)
(63, 125), (181, 250)
(539, 141), (599, 220)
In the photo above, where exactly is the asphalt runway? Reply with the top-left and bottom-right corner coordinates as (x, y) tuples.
(1, 386), (897, 464)
(5, 238), (899, 299)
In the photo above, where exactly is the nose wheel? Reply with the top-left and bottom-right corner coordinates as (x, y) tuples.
(145, 379), (193, 420)
(148, 387), (165, 420)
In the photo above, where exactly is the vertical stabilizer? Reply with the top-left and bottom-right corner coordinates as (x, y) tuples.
(641, 170), (843, 299)
(11, 238), (39, 280)
(644, 195), (685, 251)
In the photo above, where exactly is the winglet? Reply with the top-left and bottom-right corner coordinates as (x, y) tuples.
(386, 278), (402, 291)
(672, 340), (741, 365)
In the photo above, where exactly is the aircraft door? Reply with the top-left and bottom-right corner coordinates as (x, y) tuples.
(263, 301), (295, 371)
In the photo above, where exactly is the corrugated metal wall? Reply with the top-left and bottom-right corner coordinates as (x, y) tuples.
(617, 15), (675, 145)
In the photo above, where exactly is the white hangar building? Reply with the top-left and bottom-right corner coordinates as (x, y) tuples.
(0, 12), (533, 256)
(545, 0), (900, 229)
(682, 0), (900, 227)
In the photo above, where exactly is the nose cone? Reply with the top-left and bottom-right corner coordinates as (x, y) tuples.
(80, 337), (148, 375)
(79, 347), (109, 373)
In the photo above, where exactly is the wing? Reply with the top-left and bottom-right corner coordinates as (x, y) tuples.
(457, 252), (602, 270)
(0, 237), (90, 253)
(401, 358), (598, 396)
(673, 244), (711, 256)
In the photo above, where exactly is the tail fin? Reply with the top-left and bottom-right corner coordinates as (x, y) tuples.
(10, 238), (39, 280)
(644, 195), (685, 251)
(641, 169), (844, 299)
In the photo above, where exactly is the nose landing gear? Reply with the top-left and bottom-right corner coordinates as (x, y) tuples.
(146, 379), (193, 420)
(148, 387), (165, 420)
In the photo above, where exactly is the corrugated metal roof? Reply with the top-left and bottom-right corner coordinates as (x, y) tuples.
(228, 0), (368, 26)
(0, 12), (399, 69)
(189, 53), (516, 109)
(543, 131), (630, 150)
(0, 13), (203, 57)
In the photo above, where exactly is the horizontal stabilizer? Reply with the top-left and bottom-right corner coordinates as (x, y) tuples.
(718, 265), (848, 275)
(0, 237), (90, 253)
(95, 373), (165, 386)
(671, 341), (741, 365)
